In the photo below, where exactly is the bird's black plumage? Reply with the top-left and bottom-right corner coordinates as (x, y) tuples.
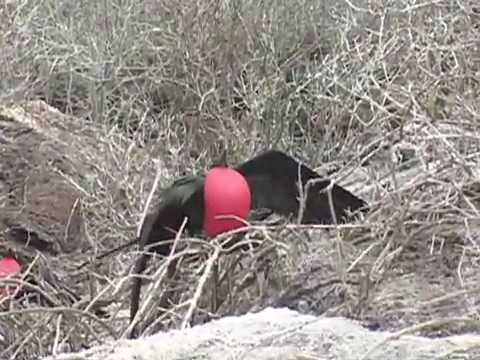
(128, 150), (368, 337)
(235, 150), (367, 224)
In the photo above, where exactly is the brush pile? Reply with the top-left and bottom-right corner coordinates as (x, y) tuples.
(1, 0), (480, 358)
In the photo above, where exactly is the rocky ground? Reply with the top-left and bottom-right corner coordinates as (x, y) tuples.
(42, 308), (480, 360)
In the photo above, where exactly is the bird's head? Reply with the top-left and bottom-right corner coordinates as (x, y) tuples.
(203, 166), (251, 238)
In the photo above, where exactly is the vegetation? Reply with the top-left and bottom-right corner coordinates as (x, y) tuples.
(1, 0), (479, 358)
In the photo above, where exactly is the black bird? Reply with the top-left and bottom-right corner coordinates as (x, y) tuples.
(128, 149), (367, 337)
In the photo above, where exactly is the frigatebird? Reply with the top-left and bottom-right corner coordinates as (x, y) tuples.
(128, 149), (368, 337)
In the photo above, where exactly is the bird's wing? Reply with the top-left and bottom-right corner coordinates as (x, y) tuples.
(129, 175), (205, 335)
(139, 175), (205, 254)
(234, 150), (368, 224)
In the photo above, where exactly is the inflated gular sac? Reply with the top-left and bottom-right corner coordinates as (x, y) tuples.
(203, 167), (251, 237)
(0, 256), (22, 299)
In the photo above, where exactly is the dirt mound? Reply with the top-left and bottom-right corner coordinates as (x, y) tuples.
(0, 102), (88, 256)
(0, 101), (147, 357)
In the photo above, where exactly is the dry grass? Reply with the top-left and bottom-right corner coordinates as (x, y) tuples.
(1, 0), (480, 358)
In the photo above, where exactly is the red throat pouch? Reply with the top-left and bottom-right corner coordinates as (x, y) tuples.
(0, 257), (22, 299)
(204, 167), (251, 237)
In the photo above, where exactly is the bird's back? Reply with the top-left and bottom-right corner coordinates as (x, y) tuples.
(235, 150), (367, 224)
